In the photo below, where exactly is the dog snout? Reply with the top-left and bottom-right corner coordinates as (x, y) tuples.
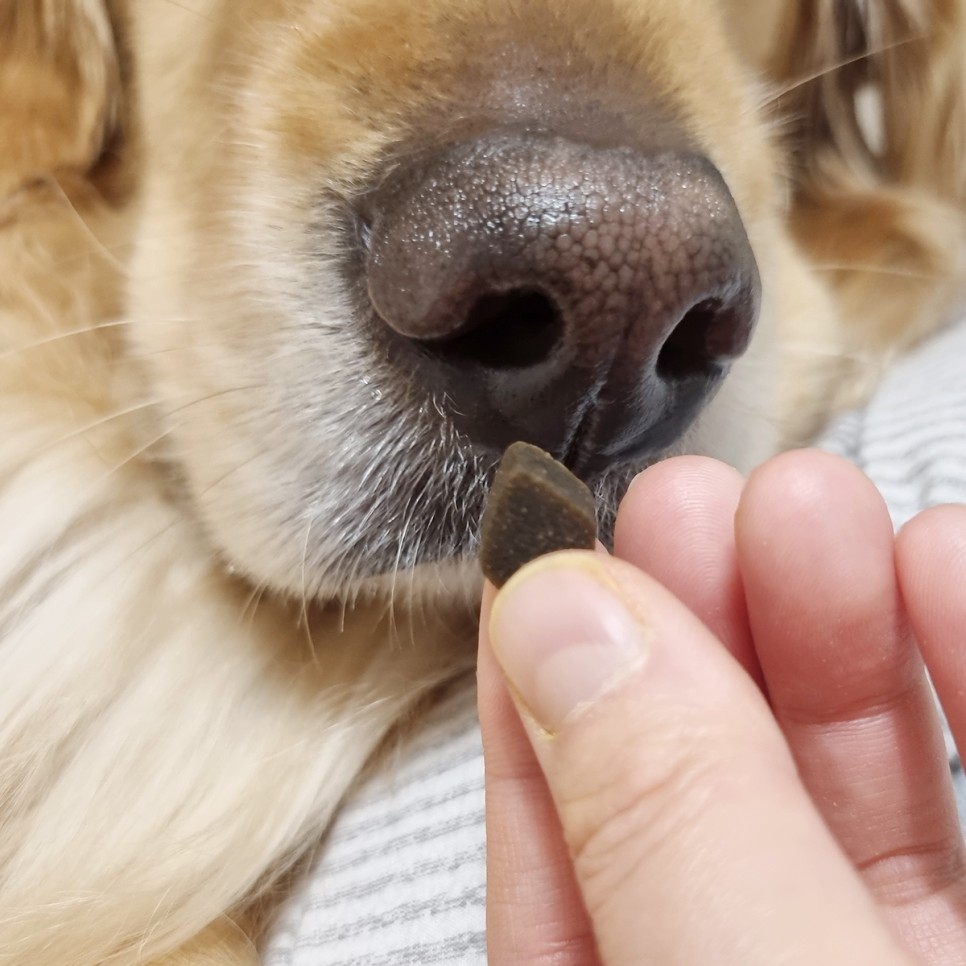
(365, 133), (761, 471)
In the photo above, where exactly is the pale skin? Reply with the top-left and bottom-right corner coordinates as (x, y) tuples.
(480, 449), (966, 965)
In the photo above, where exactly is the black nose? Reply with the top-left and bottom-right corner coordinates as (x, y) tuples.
(364, 133), (760, 471)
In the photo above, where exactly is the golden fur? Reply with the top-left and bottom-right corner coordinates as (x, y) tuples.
(0, 1), (964, 962)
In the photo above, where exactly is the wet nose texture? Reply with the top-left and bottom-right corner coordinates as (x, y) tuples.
(364, 134), (761, 471)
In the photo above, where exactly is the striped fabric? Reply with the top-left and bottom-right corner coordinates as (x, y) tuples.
(265, 680), (487, 964)
(264, 316), (966, 965)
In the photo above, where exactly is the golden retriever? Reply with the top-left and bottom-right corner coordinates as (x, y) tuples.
(1, 0), (964, 962)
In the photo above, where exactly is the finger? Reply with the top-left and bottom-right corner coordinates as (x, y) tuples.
(487, 551), (909, 966)
(614, 456), (760, 682)
(735, 450), (966, 960)
(479, 582), (599, 966)
(896, 505), (966, 766)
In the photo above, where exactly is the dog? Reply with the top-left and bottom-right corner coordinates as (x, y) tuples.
(1, 0), (964, 962)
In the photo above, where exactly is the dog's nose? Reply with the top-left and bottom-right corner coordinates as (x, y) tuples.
(365, 133), (760, 470)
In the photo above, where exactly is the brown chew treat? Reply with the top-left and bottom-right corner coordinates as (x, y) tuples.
(480, 441), (598, 588)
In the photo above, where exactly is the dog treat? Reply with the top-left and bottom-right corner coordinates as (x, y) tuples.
(480, 441), (598, 588)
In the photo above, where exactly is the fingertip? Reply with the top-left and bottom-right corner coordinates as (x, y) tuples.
(895, 504), (966, 649)
(479, 550), (611, 728)
(734, 447), (908, 719)
(486, 552), (652, 734)
(615, 455), (755, 676)
(618, 455), (744, 539)
(616, 456), (744, 569)
(896, 504), (966, 571)
(736, 449), (893, 561)
(746, 447), (885, 509)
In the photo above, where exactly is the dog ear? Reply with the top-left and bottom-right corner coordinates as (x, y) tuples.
(766, 0), (966, 364)
(0, 0), (124, 196)
(768, 0), (965, 202)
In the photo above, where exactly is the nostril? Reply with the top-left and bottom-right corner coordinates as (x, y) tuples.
(364, 136), (762, 464)
(435, 288), (564, 369)
(657, 298), (744, 382)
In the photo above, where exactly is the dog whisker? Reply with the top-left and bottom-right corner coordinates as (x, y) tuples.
(91, 425), (177, 485)
(755, 31), (928, 113)
(22, 397), (166, 463)
(194, 449), (269, 501)
(810, 262), (947, 280)
(0, 319), (132, 361)
(298, 515), (322, 668)
(36, 178), (132, 276)
(239, 578), (269, 629)
(158, 0), (217, 24)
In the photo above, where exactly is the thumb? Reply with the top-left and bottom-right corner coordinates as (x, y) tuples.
(484, 551), (909, 966)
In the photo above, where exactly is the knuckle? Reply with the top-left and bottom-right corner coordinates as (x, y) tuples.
(859, 835), (966, 905)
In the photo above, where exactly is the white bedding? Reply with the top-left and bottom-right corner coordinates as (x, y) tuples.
(265, 316), (966, 965)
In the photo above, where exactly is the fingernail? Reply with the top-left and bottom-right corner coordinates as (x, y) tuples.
(489, 555), (651, 733)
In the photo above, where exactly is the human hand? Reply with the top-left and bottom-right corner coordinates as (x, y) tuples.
(479, 449), (966, 964)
